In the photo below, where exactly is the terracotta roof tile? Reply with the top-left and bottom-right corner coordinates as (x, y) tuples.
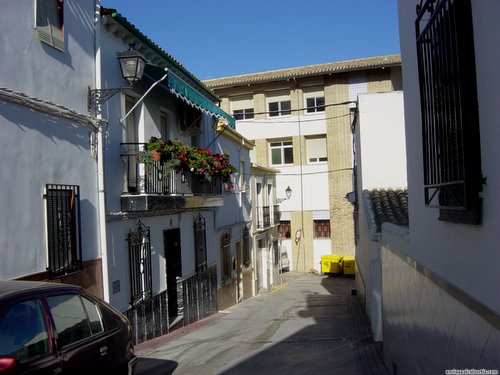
(203, 54), (401, 88)
(364, 189), (408, 233)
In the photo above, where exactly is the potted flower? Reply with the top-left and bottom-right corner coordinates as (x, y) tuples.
(139, 137), (180, 175)
(143, 136), (166, 161)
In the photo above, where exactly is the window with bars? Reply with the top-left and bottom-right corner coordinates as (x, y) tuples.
(242, 226), (250, 267)
(314, 220), (331, 239)
(36, 0), (64, 51)
(278, 221), (291, 239)
(128, 221), (152, 305)
(45, 184), (82, 278)
(416, 0), (482, 224)
(194, 214), (207, 272)
(220, 232), (231, 281)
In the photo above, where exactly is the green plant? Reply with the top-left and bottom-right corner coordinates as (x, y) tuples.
(139, 137), (238, 189)
(139, 137), (180, 175)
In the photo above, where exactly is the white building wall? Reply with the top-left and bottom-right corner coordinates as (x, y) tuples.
(354, 91), (406, 342)
(381, 1), (500, 372)
(357, 92), (406, 190)
(1, 0), (96, 113)
(0, 1), (100, 280)
(398, 0), (500, 314)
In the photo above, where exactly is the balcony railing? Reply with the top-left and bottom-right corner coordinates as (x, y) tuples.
(256, 205), (280, 230)
(121, 143), (223, 196)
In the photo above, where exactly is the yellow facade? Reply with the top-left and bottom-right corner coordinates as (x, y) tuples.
(204, 55), (402, 271)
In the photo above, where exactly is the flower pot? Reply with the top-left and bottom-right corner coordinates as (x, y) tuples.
(150, 150), (162, 161)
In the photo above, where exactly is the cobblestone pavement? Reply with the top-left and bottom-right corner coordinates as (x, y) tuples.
(134, 272), (389, 375)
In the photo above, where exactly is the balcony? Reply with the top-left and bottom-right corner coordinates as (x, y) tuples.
(256, 205), (280, 230)
(120, 143), (224, 212)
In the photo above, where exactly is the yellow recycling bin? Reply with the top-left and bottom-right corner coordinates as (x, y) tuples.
(321, 255), (343, 274)
(342, 256), (355, 275)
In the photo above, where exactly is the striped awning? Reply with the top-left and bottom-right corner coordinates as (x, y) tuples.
(145, 65), (235, 128)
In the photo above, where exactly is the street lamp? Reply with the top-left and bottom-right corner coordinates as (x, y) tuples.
(88, 44), (147, 112)
(277, 186), (292, 203)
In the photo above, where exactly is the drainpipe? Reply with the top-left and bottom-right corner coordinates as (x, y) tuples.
(94, 1), (110, 302)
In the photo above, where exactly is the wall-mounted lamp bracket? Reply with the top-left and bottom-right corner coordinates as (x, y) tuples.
(88, 86), (130, 112)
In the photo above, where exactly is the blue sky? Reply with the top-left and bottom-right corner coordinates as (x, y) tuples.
(101, 1), (400, 80)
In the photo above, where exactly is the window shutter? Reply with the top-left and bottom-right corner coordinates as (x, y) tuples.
(36, 0), (64, 51)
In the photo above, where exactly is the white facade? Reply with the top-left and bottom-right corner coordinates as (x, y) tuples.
(353, 91), (406, 342)
(97, 9), (252, 326)
(381, 1), (500, 372)
(237, 112), (330, 271)
(0, 0), (103, 296)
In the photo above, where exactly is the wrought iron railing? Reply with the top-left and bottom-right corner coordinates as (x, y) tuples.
(120, 143), (223, 196)
(125, 265), (217, 344)
(256, 205), (280, 229)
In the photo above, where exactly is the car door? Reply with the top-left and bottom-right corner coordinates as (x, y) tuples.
(0, 298), (62, 374)
(45, 293), (112, 372)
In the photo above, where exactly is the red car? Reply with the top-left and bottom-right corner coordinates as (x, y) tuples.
(0, 281), (136, 374)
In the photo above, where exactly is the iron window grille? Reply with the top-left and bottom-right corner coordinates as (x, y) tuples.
(128, 221), (152, 305)
(194, 214), (207, 272)
(45, 184), (82, 278)
(242, 226), (250, 267)
(314, 220), (331, 239)
(220, 232), (231, 281)
(279, 221), (291, 239)
(416, 0), (483, 224)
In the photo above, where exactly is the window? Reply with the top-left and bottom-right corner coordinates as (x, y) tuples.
(47, 294), (103, 347)
(128, 221), (152, 305)
(81, 297), (104, 335)
(160, 109), (175, 140)
(416, 0), (482, 224)
(304, 89), (325, 113)
(233, 108), (254, 120)
(0, 300), (50, 363)
(268, 100), (291, 117)
(36, 0), (64, 51)
(306, 136), (328, 163)
(273, 241), (279, 266)
(270, 140), (294, 165)
(306, 97), (325, 113)
(231, 96), (254, 120)
(194, 214), (207, 272)
(278, 221), (291, 239)
(45, 184), (82, 278)
(314, 220), (331, 238)
(125, 96), (138, 192)
(242, 226), (250, 266)
(220, 232), (231, 281)
(348, 72), (367, 108)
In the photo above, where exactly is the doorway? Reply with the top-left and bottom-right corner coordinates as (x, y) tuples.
(164, 229), (182, 324)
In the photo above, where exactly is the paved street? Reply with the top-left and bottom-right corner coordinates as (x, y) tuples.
(134, 272), (389, 375)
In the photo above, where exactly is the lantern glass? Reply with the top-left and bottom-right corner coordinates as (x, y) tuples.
(117, 46), (146, 85)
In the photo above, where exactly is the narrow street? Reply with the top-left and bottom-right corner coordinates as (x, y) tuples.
(134, 272), (389, 375)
